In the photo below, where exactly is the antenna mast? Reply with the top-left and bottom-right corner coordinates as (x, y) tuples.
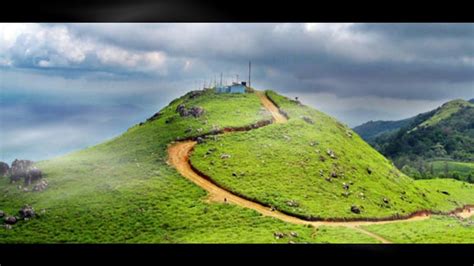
(248, 61), (251, 88)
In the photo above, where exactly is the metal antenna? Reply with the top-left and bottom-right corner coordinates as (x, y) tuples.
(248, 61), (251, 88)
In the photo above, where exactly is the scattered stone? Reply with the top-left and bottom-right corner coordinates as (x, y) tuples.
(283, 135), (291, 141)
(290, 232), (298, 238)
(146, 111), (162, 122)
(341, 191), (350, 197)
(220, 154), (231, 159)
(325, 177), (332, 182)
(19, 205), (35, 219)
(196, 137), (205, 144)
(4, 216), (17, 225)
(274, 232), (285, 239)
(232, 172), (237, 177)
(383, 198), (390, 204)
(0, 161), (9, 176)
(270, 206), (276, 211)
(319, 156), (326, 162)
(359, 192), (365, 198)
(22, 187), (29, 192)
(331, 172), (338, 178)
(286, 200), (299, 207)
(309, 141), (318, 146)
(288, 240), (296, 244)
(326, 149), (336, 159)
(186, 90), (205, 99)
(367, 167), (372, 175)
(319, 170), (324, 176)
(301, 116), (314, 125)
(0, 210), (4, 217)
(342, 183), (349, 190)
(4, 224), (12, 230)
(345, 130), (353, 138)
(32, 180), (48, 192)
(350, 205), (361, 214)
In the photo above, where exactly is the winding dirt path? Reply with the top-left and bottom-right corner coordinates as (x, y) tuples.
(166, 91), (474, 244)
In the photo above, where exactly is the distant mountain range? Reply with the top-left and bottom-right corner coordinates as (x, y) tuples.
(354, 98), (474, 182)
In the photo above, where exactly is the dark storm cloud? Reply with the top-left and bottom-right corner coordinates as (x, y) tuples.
(1, 23), (473, 161)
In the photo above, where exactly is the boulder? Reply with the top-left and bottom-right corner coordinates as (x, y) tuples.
(0, 161), (9, 176)
(19, 205), (35, 219)
(25, 167), (42, 186)
(10, 159), (33, 183)
(274, 232), (285, 239)
(32, 180), (48, 192)
(220, 154), (231, 159)
(326, 149), (336, 159)
(0, 210), (4, 218)
(350, 205), (361, 214)
(196, 137), (205, 144)
(4, 216), (17, 225)
(286, 200), (299, 207)
(146, 111), (162, 122)
(301, 116), (314, 125)
(342, 183), (350, 190)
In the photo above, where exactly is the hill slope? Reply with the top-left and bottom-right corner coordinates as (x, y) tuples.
(1, 89), (473, 243)
(369, 99), (474, 181)
(353, 117), (415, 141)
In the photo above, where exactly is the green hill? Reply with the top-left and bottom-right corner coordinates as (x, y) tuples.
(353, 117), (415, 141)
(369, 99), (474, 182)
(1, 89), (473, 243)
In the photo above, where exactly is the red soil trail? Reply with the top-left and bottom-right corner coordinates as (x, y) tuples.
(166, 91), (474, 244)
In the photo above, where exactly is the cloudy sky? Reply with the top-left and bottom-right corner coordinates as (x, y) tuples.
(1, 23), (473, 163)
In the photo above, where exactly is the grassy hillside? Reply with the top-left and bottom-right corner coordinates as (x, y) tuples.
(371, 99), (474, 182)
(191, 91), (474, 220)
(1, 89), (473, 243)
(362, 215), (474, 243)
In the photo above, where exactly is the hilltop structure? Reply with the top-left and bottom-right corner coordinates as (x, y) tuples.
(215, 82), (246, 94)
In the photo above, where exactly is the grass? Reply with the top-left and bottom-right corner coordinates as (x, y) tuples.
(430, 160), (474, 180)
(416, 99), (473, 129)
(362, 215), (474, 243)
(1, 89), (472, 243)
(191, 90), (474, 219)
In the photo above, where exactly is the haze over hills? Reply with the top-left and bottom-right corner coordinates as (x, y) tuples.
(0, 89), (473, 243)
(355, 99), (474, 182)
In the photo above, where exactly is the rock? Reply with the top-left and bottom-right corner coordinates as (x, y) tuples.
(309, 141), (318, 146)
(283, 135), (291, 141)
(286, 200), (299, 207)
(196, 137), (205, 144)
(342, 183), (349, 190)
(186, 90), (205, 99)
(345, 130), (353, 138)
(0, 161), (9, 176)
(326, 149), (336, 159)
(25, 167), (42, 186)
(359, 192), (365, 198)
(220, 154), (231, 159)
(270, 206), (276, 211)
(10, 159), (34, 183)
(146, 111), (162, 122)
(325, 177), (332, 182)
(290, 232), (298, 237)
(4, 216), (17, 225)
(319, 156), (326, 162)
(32, 180), (48, 192)
(23, 187), (29, 192)
(188, 107), (205, 118)
(288, 240), (296, 244)
(19, 205), (35, 219)
(301, 116), (314, 125)
(331, 172), (338, 178)
(383, 198), (389, 204)
(274, 232), (285, 239)
(440, 191), (450, 195)
(0, 210), (4, 217)
(341, 191), (350, 197)
(350, 205), (361, 214)
(367, 167), (372, 175)
(231, 172), (238, 177)
(4, 224), (12, 230)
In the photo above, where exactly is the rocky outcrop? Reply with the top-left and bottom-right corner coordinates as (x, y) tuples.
(176, 104), (205, 118)
(9, 159), (43, 185)
(0, 161), (9, 176)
